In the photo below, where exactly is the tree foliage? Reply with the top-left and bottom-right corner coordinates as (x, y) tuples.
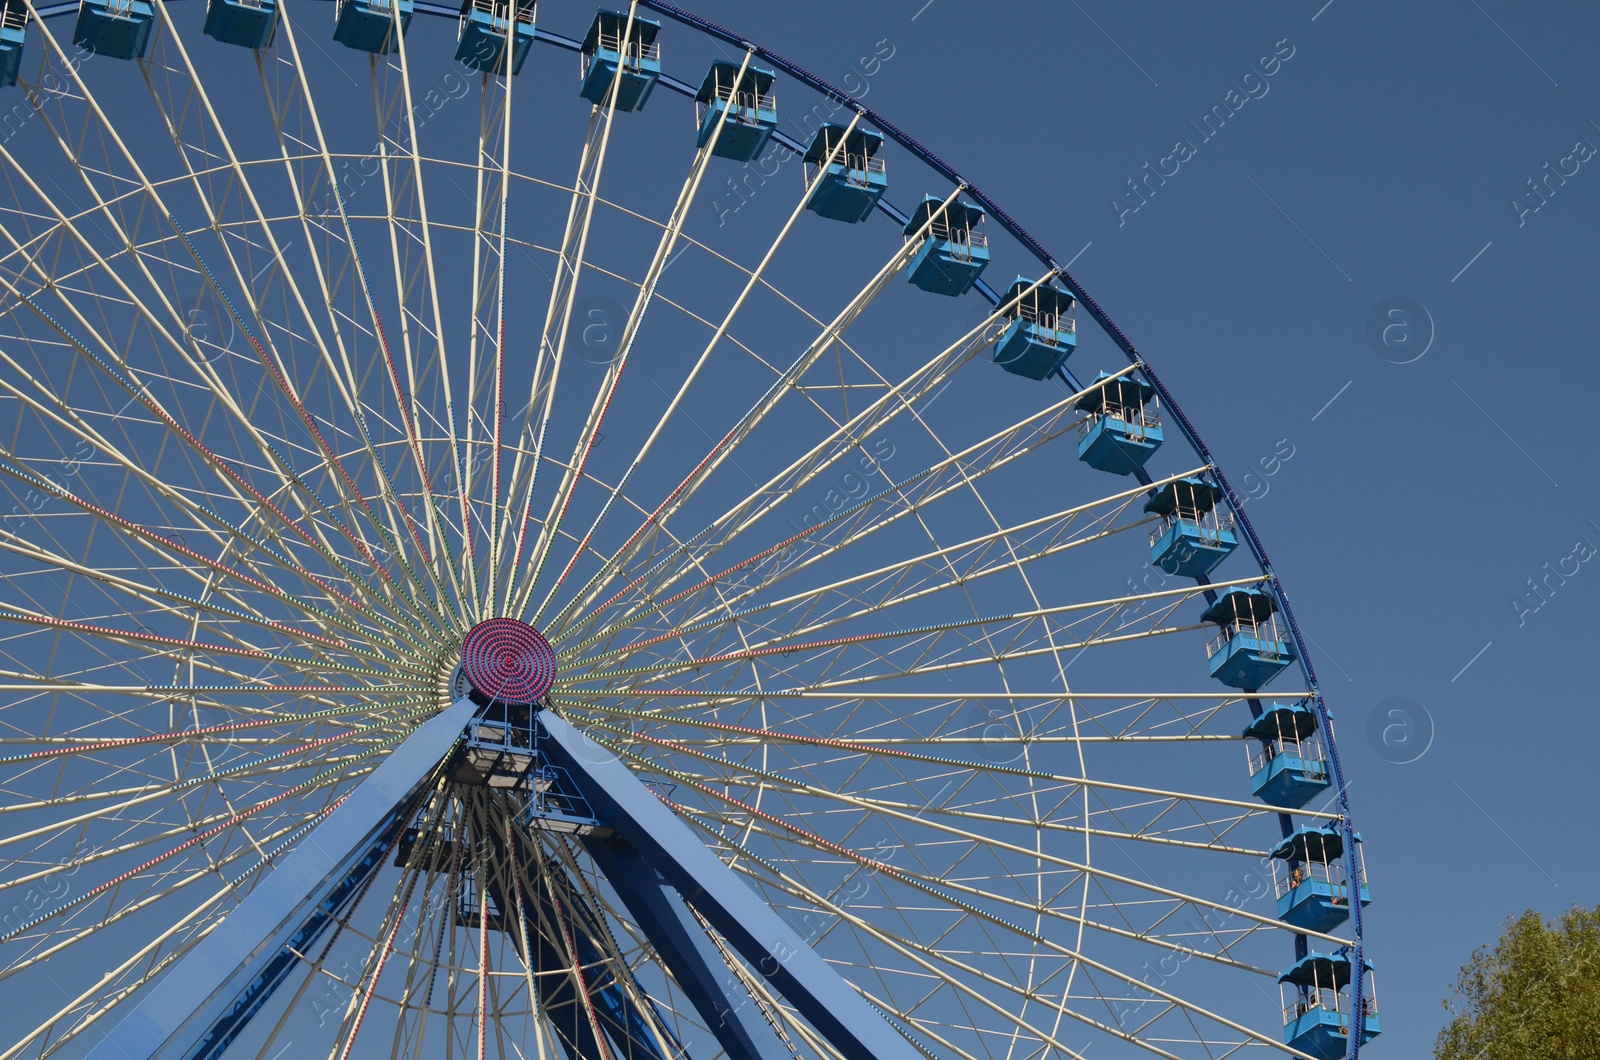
(1435, 904), (1600, 1059)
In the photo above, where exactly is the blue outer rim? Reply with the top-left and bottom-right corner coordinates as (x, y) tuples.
(26, 2), (1368, 1053)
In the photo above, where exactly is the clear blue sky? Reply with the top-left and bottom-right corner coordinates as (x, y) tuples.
(682, 0), (1600, 1054)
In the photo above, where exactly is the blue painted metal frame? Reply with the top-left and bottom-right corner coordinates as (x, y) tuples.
(1250, 748), (1331, 809)
(182, 821), (402, 1059)
(505, 876), (613, 1060)
(536, 710), (921, 1060)
(486, 822), (677, 1060)
(585, 836), (787, 1060)
(0, 0), (26, 88)
(83, 698), (477, 1060)
(202, 0), (278, 50)
(73, 0), (155, 60)
(553, 879), (678, 1059)
(18, 3), (1368, 1053)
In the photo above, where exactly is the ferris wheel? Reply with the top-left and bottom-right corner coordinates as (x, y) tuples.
(0, 1), (1378, 1058)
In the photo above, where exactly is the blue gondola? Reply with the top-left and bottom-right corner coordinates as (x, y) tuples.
(1143, 476), (1238, 577)
(993, 277), (1076, 380)
(1200, 586), (1294, 691)
(74, 0), (153, 60)
(455, 0), (534, 74)
(802, 123), (887, 223)
(1075, 371), (1162, 473)
(203, 0), (277, 50)
(0, 0), (25, 87)
(332, 0), (411, 54)
(1278, 952), (1380, 1059)
(578, 9), (660, 111)
(694, 61), (776, 161)
(902, 195), (989, 296)
(1242, 700), (1330, 808)
(1271, 825), (1370, 932)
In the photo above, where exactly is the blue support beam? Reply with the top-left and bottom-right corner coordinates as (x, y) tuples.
(85, 698), (477, 1060)
(585, 837), (787, 1060)
(536, 710), (922, 1060)
(503, 867), (622, 1060)
(553, 870), (678, 1059)
(182, 821), (400, 1060)
(483, 816), (678, 1060)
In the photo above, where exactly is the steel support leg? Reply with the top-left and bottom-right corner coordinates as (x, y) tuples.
(585, 837), (787, 1060)
(508, 878), (615, 1060)
(183, 822), (401, 1060)
(536, 710), (921, 1060)
(556, 872), (679, 1059)
(85, 699), (478, 1060)
(485, 817), (676, 1060)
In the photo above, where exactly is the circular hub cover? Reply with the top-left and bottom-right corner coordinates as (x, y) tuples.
(460, 618), (556, 705)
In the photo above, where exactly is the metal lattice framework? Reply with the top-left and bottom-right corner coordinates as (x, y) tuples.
(0, 1), (1372, 1058)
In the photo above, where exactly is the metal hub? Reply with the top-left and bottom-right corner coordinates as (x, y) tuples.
(460, 617), (556, 705)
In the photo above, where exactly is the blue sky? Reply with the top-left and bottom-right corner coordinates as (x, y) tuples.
(679, 0), (1600, 1054)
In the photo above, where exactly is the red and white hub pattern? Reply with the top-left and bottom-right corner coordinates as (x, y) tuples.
(460, 618), (557, 706)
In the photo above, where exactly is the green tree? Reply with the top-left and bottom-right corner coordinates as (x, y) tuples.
(1435, 904), (1600, 1059)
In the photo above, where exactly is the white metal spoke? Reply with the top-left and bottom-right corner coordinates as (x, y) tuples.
(530, 110), (875, 632)
(671, 788), (1312, 1059)
(505, 50), (755, 622)
(8, 12), (429, 637)
(547, 275), (1073, 642)
(254, 12), (454, 626)
(370, 27), (472, 627)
